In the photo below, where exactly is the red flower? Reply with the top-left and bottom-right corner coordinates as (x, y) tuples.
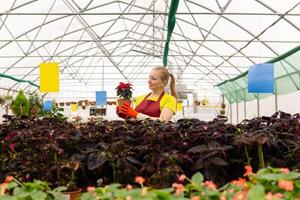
(116, 82), (133, 100)
(243, 165), (253, 177)
(5, 176), (13, 183)
(9, 143), (16, 152)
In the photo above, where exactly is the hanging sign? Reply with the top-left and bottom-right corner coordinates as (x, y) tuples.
(96, 91), (107, 106)
(40, 62), (60, 92)
(248, 63), (274, 93)
(43, 100), (53, 111)
(71, 103), (77, 112)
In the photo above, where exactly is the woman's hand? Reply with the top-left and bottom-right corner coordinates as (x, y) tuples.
(119, 102), (139, 118)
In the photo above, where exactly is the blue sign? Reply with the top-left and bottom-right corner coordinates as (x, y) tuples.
(43, 100), (53, 111)
(96, 91), (107, 106)
(248, 63), (274, 93)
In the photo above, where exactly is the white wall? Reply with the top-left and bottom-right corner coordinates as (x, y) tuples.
(227, 91), (300, 124)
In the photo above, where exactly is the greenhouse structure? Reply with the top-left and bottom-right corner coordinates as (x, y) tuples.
(0, 0), (300, 199)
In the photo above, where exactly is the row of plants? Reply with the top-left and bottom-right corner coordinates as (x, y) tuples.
(1, 166), (300, 199)
(1, 91), (67, 122)
(0, 110), (299, 192)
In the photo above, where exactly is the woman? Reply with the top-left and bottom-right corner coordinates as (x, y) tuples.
(117, 66), (177, 122)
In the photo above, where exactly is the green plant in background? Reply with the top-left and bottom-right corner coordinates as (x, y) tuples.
(40, 100), (67, 122)
(28, 92), (43, 119)
(11, 91), (29, 117)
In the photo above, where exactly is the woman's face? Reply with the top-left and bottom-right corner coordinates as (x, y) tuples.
(148, 70), (165, 91)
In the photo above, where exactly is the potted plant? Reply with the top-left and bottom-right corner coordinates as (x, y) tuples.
(58, 161), (83, 200)
(115, 82), (133, 106)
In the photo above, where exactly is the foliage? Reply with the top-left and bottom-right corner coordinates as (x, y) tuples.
(115, 82), (133, 100)
(28, 92), (43, 119)
(80, 166), (300, 200)
(0, 111), (299, 191)
(11, 91), (29, 117)
(40, 102), (67, 122)
(0, 176), (66, 200)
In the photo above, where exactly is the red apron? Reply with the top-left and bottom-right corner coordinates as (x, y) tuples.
(135, 92), (165, 117)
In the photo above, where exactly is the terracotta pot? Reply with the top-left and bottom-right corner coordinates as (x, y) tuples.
(117, 99), (132, 107)
(62, 188), (81, 200)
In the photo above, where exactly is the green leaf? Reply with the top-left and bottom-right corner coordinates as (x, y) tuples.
(80, 192), (95, 200)
(0, 196), (15, 200)
(153, 190), (171, 200)
(53, 186), (67, 193)
(106, 183), (121, 191)
(31, 190), (47, 200)
(48, 191), (64, 200)
(113, 189), (127, 198)
(13, 187), (29, 198)
(257, 172), (300, 181)
(6, 182), (18, 190)
(247, 184), (265, 200)
(191, 172), (204, 185)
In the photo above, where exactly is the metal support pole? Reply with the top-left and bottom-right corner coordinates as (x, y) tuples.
(230, 103), (233, 124)
(275, 93), (278, 112)
(236, 102), (239, 124)
(102, 61), (104, 91)
(244, 90), (247, 121)
(257, 95), (260, 117)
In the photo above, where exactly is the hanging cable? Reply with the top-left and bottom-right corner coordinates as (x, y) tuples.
(163, 0), (180, 67)
(0, 73), (39, 88)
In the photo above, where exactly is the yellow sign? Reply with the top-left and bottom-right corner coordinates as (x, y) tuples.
(40, 62), (59, 92)
(71, 103), (77, 112)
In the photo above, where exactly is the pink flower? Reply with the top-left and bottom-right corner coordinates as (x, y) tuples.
(135, 176), (145, 185)
(279, 168), (289, 174)
(278, 179), (294, 191)
(203, 180), (217, 190)
(178, 174), (186, 182)
(9, 143), (16, 152)
(266, 192), (284, 200)
(172, 183), (185, 195)
(126, 184), (133, 190)
(0, 183), (8, 195)
(87, 186), (95, 192)
(191, 196), (200, 200)
(233, 191), (247, 200)
(220, 193), (227, 200)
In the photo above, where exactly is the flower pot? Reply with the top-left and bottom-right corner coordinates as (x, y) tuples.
(62, 188), (81, 200)
(117, 99), (132, 107)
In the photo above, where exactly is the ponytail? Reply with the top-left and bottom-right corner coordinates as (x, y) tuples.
(169, 74), (177, 99)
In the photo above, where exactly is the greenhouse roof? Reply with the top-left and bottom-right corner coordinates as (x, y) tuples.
(0, 0), (300, 100)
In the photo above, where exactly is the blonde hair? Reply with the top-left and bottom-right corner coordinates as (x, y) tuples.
(152, 66), (177, 99)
